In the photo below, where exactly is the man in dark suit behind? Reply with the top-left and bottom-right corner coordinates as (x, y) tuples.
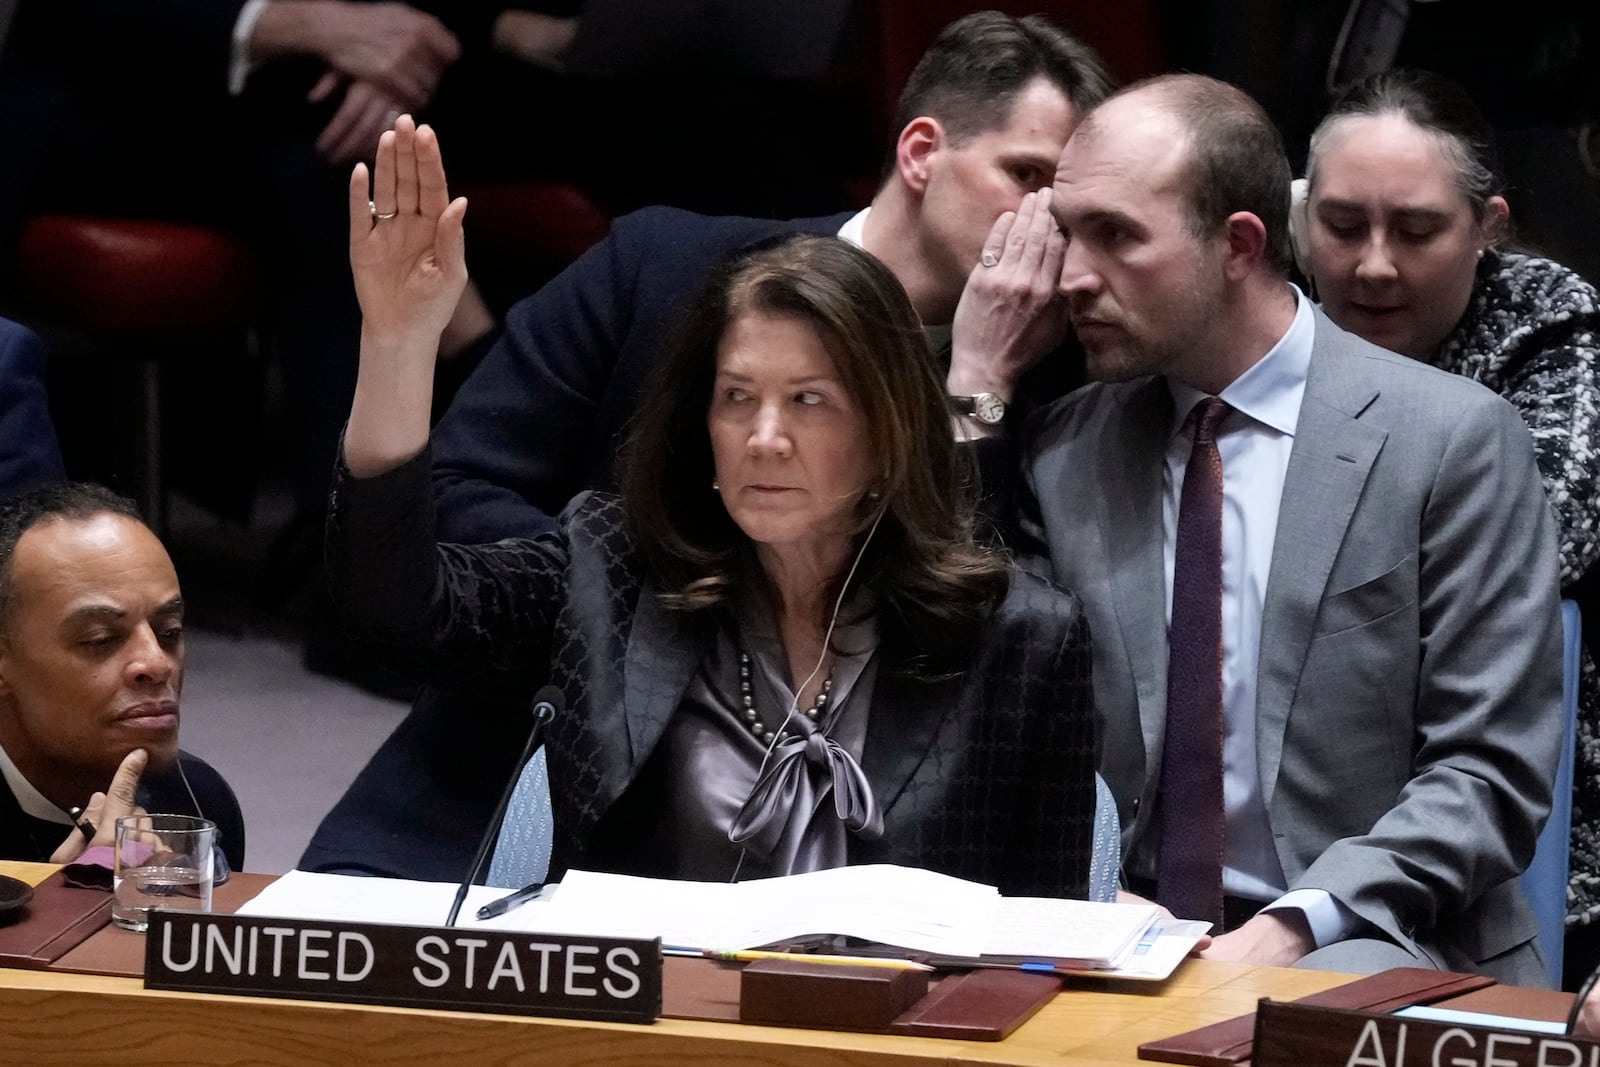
(1018, 74), (1560, 983)
(0, 0), (462, 515)
(427, 10), (1116, 544)
(301, 11), (1116, 879)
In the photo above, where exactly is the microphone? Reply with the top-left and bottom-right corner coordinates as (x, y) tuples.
(445, 685), (563, 926)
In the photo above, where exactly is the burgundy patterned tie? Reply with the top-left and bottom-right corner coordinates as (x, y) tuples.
(1157, 396), (1231, 925)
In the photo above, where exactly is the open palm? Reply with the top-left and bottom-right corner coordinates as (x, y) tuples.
(348, 115), (467, 350)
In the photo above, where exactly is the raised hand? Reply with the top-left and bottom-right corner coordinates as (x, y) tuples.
(348, 115), (468, 351)
(344, 115), (468, 477)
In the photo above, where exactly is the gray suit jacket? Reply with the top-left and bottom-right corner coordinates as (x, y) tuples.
(1016, 306), (1563, 984)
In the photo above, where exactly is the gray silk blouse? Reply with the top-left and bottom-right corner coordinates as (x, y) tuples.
(626, 587), (881, 882)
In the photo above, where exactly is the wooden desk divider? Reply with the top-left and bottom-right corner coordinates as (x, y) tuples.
(741, 958), (929, 1031)
(664, 952), (1062, 1040)
(1138, 967), (1495, 1066)
(1252, 999), (1598, 1067)
(889, 968), (1064, 1041)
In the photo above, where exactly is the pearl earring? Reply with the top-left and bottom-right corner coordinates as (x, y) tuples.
(711, 479), (720, 491)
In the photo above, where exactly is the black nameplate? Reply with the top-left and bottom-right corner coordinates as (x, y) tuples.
(143, 911), (661, 1024)
(1253, 999), (1600, 1067)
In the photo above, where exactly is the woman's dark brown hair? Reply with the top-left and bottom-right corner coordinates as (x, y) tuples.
(621, 234), (1007, 676)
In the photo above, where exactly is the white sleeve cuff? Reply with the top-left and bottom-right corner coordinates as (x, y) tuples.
(229, 0), (273, 95)
(1262, 888), (1360, 949)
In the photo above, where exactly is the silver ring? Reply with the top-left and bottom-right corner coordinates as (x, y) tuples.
(368, 200), (399, 221)
(980, 251), (999, 268)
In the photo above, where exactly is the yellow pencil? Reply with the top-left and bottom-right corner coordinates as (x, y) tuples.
(692, 948), (933, 971)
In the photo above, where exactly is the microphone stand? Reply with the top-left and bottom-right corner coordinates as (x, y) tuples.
(445, 685), (562, 927)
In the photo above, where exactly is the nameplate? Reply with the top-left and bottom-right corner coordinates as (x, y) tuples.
(143, 911), (661, 1024)
(1253, 999), (1598, 1067)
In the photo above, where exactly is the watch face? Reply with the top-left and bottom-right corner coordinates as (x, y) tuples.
(973, 393), (1006, 424)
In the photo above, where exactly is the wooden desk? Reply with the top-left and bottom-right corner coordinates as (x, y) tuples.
(0, 861), (1354, 1066)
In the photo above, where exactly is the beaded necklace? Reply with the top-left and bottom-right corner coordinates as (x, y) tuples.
(737, 651), (833, 741)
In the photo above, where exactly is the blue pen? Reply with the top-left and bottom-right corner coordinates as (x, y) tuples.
(1133, 924), (1163, 955)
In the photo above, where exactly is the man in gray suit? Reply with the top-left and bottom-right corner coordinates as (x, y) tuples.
(1018, 74), (1562, 983)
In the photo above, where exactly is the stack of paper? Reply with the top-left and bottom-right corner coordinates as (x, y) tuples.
(983, 897), (1161, 968)
(239, 865), (998, 956)
(238, 865), (1207, 980)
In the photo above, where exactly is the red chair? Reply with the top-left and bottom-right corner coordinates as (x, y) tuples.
(14, 215), (261, 530)
(13, 188), (605, 531)
(458, 181), (612, 272)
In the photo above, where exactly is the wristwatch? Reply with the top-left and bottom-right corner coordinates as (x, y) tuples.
(949, 392), (1007, 425)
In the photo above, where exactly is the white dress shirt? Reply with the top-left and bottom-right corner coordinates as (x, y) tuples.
(228, 0), (272, 95)
(0, 739), (72, 824)
(837, 207), (953, 353)
(1161, 288), (1356, 947)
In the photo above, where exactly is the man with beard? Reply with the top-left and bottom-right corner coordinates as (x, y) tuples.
(1017, 74), (1561, 983)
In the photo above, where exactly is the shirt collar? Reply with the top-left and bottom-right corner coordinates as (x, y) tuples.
(836, 206), (952, 354)
(0, 738), (73, 824)
(1168, 285), (1314, 439)
(836, 207), (870, 248)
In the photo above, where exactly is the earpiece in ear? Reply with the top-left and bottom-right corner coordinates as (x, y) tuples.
(1288, 177), (1314, 279)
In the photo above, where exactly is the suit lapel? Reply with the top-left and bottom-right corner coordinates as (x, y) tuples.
(1255, 324), (1387, 802)
(861, 671), (955, 818)
(622, 588), (710, 782)
(1101, 381), (1176, 764)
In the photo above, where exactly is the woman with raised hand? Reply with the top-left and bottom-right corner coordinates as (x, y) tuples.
(328, 116), (1096, 895)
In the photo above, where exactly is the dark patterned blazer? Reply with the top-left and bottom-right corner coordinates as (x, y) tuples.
(301, 207), (1084, 880)
(328, 449), (1098, 898)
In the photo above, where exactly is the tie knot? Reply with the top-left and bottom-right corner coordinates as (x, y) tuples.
(1185, 397), (1231, 445)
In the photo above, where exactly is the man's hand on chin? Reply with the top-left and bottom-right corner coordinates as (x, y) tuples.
(1198, 910), (1314, 967)
(50, 748), (149, 864)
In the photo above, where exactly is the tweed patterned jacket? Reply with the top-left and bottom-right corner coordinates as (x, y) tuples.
(1430, 251), (1600, 926)
(328, 449), (1098, 899)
